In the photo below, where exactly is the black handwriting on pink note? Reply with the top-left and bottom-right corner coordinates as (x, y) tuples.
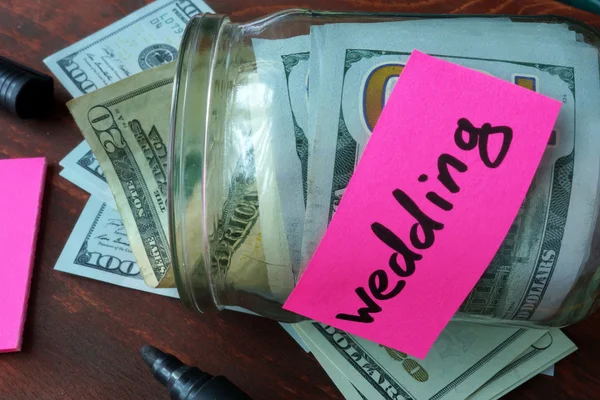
(335, 118), (513, 324)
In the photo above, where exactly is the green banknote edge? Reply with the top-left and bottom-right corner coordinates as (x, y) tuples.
(314, 322), (528, 400)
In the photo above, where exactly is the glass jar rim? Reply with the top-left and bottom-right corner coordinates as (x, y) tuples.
(168, 13), (228, 312)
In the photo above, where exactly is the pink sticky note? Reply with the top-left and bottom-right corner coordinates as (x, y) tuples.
(0, 158), (46, 352)
(284, 51), (561, 358)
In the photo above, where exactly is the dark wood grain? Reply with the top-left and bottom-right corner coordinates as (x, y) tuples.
(0, 0), (598, 399)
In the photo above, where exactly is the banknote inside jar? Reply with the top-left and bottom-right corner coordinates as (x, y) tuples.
(68, 14), (600, 327)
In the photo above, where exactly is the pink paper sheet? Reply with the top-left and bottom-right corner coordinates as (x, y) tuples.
(284, 51), (561, 358)
(0, 157), (46, 352)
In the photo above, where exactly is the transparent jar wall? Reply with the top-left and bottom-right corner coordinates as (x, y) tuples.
(169, 9), (600, 326)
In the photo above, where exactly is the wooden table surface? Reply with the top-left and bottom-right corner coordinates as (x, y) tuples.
(0, 0), (599, 399)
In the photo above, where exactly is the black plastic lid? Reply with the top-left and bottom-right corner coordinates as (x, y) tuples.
(0, 56), (54, 119)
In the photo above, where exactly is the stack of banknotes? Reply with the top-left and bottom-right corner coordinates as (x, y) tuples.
(44, 1), (589, 398)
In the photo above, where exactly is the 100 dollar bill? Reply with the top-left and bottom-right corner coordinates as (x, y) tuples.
(296, 321), (573, 400)
(296, 321), (547, 400)
(67, 63), (175, 287)
(55, 196), (179, 296)
(44, 0), (213, 97)
(49, 0), (214, 206)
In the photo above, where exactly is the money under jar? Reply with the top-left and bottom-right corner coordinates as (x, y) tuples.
(168, 9), (600, 326)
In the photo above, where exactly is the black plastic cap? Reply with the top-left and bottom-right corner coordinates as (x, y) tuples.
(0, 56), (54, 119)
(141, 344), (163, 368)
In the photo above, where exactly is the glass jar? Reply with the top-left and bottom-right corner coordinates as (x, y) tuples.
(168, 9), (600, 326)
